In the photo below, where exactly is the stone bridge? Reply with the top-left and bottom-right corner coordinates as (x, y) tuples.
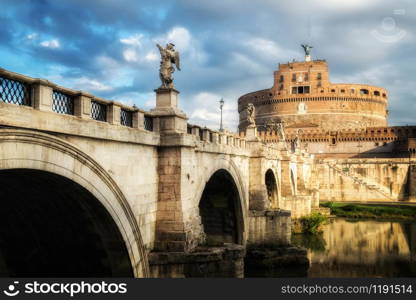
(0, 68), (318, 278)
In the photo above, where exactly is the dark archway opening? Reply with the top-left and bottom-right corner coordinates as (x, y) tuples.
(265, 169), (278, 208)
(0, 169), (133, 277)
(199, 170), (243, 245)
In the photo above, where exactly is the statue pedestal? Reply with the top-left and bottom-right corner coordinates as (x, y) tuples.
(151, 87), (187, 134)
(245, 125), (259, 141)
(155, 87), (179, 108)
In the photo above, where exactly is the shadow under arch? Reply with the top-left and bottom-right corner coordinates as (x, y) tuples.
(0, 129), (149, 277)
(198, 168), (245, 245)
(0, 169), (133, 277)
(265, 168), (279, 208)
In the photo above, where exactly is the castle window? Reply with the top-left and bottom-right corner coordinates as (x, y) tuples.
(331, 89), (335, 93)
(317, 73), (322, 80)
(382, 93), (387, 98)
(292, 74), (296, 82)
(304, 73), (309, 81)
(360, 89), (369, 95)
(292, 86), (310, 94)
(320, 89), (324, 93)
(374, 90), (380, 96)
(279, 75), (284, 82)
(341, 89), (345, 93)
(351, 89), (355, 93)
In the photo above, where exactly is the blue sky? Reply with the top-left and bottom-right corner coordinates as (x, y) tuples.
(1, 0), (415, 131)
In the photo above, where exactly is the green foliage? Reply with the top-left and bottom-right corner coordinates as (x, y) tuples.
(320, 202), (416, 221)
(298, 213), (328, 234)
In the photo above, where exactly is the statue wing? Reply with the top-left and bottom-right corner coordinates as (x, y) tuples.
(174, 51), (181, 71)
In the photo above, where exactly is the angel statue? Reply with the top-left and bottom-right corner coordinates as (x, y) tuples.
(156, 43), (181, 88)
(301, 44), (313, 56)
(246, 103), (256, 126)
(276, 122), (286, 142)
(292, 129), (301, 152)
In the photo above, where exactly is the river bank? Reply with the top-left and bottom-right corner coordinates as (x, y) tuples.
(320, 202), (416, 221)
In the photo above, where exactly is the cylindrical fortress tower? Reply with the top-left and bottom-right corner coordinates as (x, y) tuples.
(238, 58), (388, 132)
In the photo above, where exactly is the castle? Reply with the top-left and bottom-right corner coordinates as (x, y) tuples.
(238, 45), (416, 159)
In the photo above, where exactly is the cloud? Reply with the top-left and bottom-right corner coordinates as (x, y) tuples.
(39, 39), (60, 48)
(188, 92), (238, 130)
(26, 33), (38, 40)
(73, 77), (113, 92)
(0, 0), (414, 131)
(120, 34), (143, 47)
(144, 51), (158, 61)
(122, 49), (139, 62)
(166, 27), (191, 52)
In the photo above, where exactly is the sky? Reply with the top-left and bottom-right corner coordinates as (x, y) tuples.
(0, 0), (415, 131)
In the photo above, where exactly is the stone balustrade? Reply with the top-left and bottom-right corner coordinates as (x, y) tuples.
(186, 123), (249, 150)
(0, 67), (151, 131)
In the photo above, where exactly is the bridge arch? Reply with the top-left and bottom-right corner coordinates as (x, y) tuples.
(265, 168), (279, 208)
(193, 157), (247, 245)
(0, 129), (148, 277)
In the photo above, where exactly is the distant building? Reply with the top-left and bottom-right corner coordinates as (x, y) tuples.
(238, 46), (416, 158)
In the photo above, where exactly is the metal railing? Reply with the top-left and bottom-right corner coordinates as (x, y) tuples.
(0, 76), (31, 106)
(91, 101), (107, 122)
(52, 90), (74, 115)
(120, 109), (132, 127)
(144, 116), (153, 131)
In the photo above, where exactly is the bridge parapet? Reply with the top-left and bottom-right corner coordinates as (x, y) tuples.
(0, 68), (156, 136)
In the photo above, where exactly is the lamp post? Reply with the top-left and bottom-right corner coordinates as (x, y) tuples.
(219, 98), (224, 132)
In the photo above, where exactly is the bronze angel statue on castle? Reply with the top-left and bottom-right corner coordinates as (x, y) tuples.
(156, 43), (180, 89)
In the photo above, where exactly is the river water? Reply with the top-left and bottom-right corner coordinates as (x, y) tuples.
(290, 218), (416, 277)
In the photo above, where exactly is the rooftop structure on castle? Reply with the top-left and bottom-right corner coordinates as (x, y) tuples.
(238, 45), (388, 133)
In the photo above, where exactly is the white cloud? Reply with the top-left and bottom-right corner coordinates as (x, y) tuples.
(244, 38), (298, 61)
(188, 92), (238, 131)
(120, 34), (143, 47)
(123, 49), (139, 62)
(144, 98), (155, 108)
(313, 0), (382, 11)
(73, 77), (113, 92)
(40, 39), (60, 49)
(166, 27), (191, 52)
(26, 33), (38, 40)
(144, 51), (158, 62)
